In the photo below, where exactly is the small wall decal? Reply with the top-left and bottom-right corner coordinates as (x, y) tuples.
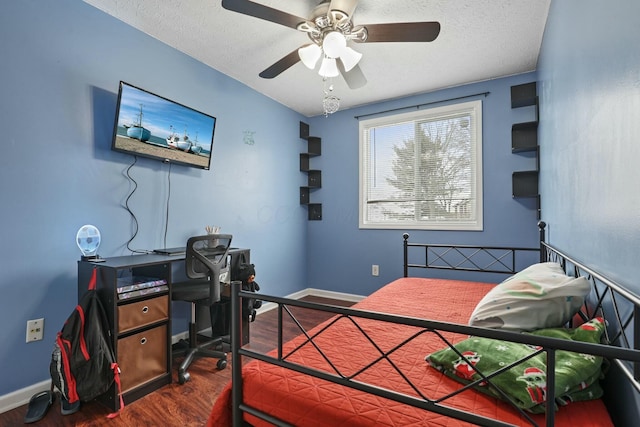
(243, 131), (255, 145)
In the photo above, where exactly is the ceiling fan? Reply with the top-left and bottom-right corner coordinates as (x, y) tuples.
(221, 0), (441, 90)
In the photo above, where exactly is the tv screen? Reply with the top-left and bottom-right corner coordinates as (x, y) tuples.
(111, 81), (216, 170)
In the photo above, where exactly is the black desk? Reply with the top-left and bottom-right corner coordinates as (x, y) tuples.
(77, 248), (249, 410)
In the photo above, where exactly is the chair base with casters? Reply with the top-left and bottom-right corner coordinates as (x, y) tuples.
(172, 300), (228, 384)
(171, 234), (233, 385)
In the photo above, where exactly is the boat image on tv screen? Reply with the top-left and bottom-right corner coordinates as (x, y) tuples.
(111, 81), (216, 170)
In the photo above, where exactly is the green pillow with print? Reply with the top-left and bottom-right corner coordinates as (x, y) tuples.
(426, 317), (606, 413)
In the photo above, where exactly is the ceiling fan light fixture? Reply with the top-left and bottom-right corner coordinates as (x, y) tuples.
(322, 31), (346, 58)
(298, 44), (322, 69)
(340, 46), (362, 72)
(318, 57), (339, 78)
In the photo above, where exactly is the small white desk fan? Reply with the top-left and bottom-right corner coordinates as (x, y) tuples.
(76, 224), (102, 261)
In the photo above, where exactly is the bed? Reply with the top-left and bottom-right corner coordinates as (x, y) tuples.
(208, 222), (640, 426)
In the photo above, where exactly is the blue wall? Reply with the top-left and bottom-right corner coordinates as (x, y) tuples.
(306, 74), (541, 295)
(538, 0), (640, 290)
(0, 0), (307, 396)
(537, 0), (640, 424)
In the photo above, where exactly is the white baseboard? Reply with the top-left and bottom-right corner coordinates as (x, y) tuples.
(0, 288), (363, 414)
(0, 380), (50, 414)
(171, 331), (189, 345)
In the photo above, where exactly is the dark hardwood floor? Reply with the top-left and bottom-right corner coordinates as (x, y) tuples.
(1, 296), (353, 426)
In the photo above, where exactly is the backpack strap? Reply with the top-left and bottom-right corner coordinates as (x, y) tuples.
(106, 362), (124, 418)
(88, 268), (97, 291)
(86, 267), (125, 418)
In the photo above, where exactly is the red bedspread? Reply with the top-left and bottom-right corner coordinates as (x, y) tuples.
(208, 277), (613, 426)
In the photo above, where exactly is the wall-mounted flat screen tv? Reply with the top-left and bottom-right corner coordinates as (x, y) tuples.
(111, 81), (216, 170)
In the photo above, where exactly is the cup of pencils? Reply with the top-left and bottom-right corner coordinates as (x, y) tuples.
(205, 225), (220, 248)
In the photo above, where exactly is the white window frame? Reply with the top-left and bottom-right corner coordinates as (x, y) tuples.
(359, 100), (483, 231)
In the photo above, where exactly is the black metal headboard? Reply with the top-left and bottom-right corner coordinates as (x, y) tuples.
(402, 222), (546, 278)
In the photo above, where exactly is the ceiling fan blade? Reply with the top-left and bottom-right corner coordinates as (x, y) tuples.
(363, 22), (441, 43)
(337, 62), (367, 89)
(259, 49), (301, 79)
(221, 0), (306, 30)
(328, 0), (359, 18)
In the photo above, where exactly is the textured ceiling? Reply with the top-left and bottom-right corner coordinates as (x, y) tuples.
(83, 0), (551, 117)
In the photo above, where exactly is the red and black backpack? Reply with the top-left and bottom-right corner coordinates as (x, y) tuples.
(50, 268), (123, 415)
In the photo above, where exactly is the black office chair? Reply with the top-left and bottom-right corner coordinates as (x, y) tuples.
(172, 234), (232, 384)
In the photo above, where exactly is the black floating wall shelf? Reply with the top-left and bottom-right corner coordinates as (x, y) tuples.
(510, 82), (540, 219)
(510, 82), (538, 108)
(299, 121), (322, 221)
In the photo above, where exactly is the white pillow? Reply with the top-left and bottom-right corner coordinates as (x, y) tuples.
(469, 262), (590, 331)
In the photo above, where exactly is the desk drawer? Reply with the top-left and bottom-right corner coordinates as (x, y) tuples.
(118, 325), (167, 393)
(118, 295), (169, 334)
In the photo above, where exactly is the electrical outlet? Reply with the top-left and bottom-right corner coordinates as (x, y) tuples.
(26, 318), (44, 343)
(372, 264), (379, 276)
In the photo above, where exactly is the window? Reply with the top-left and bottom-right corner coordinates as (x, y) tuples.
(359, 100), (483, 230)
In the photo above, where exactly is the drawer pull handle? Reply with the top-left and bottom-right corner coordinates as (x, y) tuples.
(142, 306), (149, 314)
(140, 337), (147, 345)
